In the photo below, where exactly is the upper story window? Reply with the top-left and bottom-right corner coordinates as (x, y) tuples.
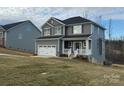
(44, 28), (50, 36)
(54, 26), (62, 35)
(73, 25), (82, 34)
(0, 32), (3, 38)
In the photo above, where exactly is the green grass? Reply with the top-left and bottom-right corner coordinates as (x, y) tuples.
(0, 47), (32, 56)
(0, 54), (124, 85)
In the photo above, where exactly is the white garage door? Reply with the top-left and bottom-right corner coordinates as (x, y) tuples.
(38, 45), (56, 56)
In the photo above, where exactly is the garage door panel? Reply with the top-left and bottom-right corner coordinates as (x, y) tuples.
(38, 45), (56, 56)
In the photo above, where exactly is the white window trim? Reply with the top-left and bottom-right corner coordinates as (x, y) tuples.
(43, 28), (51, 36)
(73, 25), (82, 34)
(54, 26), (62, 35)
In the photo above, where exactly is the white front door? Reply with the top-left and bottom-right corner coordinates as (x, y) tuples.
(38, 45), (56, 56)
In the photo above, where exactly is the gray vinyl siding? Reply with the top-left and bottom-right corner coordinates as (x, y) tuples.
(91, 24), (105, 63)
(6, 21), (41, 53)
(65, 24), (91, 36)
(36, 39), (62, 56)
(65, 26), (73, 35)
(83, 24), (91, 34)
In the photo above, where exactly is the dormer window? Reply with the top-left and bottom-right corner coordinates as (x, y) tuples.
(44, 28), (50, 36)
(54, 26), (62, 35)
(73, 25), (82, 34)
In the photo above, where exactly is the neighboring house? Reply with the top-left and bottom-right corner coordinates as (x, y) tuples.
(0, 25), (6, 47)
(36, 16), (106, 64)
(0, 20), (41, 53)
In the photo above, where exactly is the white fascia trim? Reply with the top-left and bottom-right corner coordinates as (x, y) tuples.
(52, 17), (65, 25)
(0, 27), (6, 32)
(41, 17), (52, 28)
(46, 22), (54, 27)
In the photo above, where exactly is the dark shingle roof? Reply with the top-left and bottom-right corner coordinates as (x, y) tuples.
(37, 35), (62, 39)
(37, 34), (91, 39)
(62, 16), (91, 25)
(53, 17), (64, 23)
(2, 20), (28, 30)
(52, 16), (105, 30)
(64, 34), (91, 38)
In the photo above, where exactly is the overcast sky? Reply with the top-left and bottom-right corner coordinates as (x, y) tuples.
(0, 7), (124, 38)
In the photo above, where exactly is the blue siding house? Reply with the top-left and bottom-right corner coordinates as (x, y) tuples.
(0, 20), (41, 53)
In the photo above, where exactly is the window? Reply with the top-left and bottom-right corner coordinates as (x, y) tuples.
(44, 28), (50, 36)
(64, 41), (72, 49)
(54, 26), (62, 35)
(89, 40), (91, 49)
(0, 32), (3, 38)
(18, 33), (23, 39)
(73, 25), (82, 34)
(82, 40), (86, 49)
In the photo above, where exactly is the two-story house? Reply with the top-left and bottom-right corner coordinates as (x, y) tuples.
(36, 16), (106, 64)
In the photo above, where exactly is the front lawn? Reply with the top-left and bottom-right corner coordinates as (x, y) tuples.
(0, 47), (32, 56)
(0, 55), (124, 85)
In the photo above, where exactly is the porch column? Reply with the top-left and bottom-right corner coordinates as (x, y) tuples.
(86, 39), (89, 54)
(62, 40), (64, 54)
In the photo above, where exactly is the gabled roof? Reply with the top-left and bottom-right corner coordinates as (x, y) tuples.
(0, 25), (6, 31)
(37, 34), (91, 39)
(37, 35), (62, 39)
(47, 16), (105, 30)
(2, 20), (29, 30)
(62, 16), (105, 30)
(62, 16), (91, 25)
(52, 17), (64, 24)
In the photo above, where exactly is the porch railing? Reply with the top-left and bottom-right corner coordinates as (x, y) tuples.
(64, 49), (87, 55)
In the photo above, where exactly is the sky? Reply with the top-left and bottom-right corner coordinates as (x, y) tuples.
(0, 7), (124, 39)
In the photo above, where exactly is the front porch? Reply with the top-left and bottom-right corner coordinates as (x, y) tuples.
(62, 39), (91, 56)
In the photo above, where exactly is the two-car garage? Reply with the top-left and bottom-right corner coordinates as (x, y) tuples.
(38, 45), (56, 56)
